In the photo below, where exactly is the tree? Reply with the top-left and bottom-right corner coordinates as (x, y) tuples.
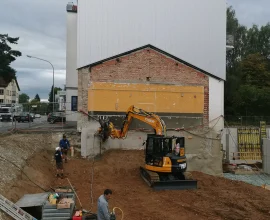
(34, 94), (40, 102)
(48, 86), (62, 103)
(240, 53), (270, 87)
(48, 86), (62, 112)
(19, 93), (30, 104)
(0, 34), (22, 83)
(225, 5), (270, 117)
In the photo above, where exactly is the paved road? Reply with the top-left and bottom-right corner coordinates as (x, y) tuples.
(0, 116), (48, 132)
(0, 116), (77, 133)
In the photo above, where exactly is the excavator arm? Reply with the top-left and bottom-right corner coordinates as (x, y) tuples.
(104, 105), (167, 139)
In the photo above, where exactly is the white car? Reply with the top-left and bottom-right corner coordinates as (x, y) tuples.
(35, 114), (41, 118)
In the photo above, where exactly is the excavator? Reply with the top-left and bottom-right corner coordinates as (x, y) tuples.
(81, 105), (197, 190)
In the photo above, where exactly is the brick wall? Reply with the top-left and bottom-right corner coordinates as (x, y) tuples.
(78, 47), (210, 130)
(78, 67), (90, 131)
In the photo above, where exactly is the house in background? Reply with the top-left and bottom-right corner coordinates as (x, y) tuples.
(0, 77), (20, 104)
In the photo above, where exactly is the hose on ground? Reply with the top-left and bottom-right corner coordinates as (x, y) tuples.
(112, 207), (124, 220)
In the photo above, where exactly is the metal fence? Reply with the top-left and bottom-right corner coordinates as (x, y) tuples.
(18, 101), (68, 116)
(225, 115), (270, 127)
(0, 102), (78, 133)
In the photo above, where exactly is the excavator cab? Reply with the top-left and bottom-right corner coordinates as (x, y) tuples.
(140, 134), (198, 190)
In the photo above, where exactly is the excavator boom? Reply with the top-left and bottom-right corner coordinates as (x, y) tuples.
(86, 105), (197, 191)
(103, 105), (166, 140)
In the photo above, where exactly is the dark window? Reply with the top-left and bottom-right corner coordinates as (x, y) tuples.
(71, 96), (78, 111)
(0, 90), (3, 95)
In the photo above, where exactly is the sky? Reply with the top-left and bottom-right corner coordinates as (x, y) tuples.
(0, 0), (269, 100)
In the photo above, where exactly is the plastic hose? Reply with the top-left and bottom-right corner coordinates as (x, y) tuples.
(112, 207), (124, 220)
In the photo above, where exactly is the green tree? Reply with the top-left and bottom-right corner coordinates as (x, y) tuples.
(19, 93), (30, 104)
(30, 99), (40, 113)
(240, 53), (270, 87)
(225, 5), (270, 117)
(34, 94), (40, 102)
(0, 34), (22, 83)
(48, 86), (62, 112)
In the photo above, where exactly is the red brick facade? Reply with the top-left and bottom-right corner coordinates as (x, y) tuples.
(87, 48), (209, 125)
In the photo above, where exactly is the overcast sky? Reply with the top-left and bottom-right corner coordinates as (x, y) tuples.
(0, 0), (269, 100)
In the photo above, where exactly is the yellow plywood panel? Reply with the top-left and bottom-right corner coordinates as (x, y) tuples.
(88, 82), (204, 113)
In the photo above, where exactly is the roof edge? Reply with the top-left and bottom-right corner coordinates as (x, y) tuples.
(15, 78), (20, 91)
(77, 44), (223, 81)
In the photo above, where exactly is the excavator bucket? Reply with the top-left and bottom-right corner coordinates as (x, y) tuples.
(140, 167), (198, 191)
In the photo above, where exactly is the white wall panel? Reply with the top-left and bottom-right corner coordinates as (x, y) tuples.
(209, 77), (224, 132)
(66, 12), (77, 88)
(77, 0), (226, 80)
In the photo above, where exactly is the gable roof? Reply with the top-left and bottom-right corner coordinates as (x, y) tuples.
(0, 77), (20, 91)
(78, 44), (223, 81)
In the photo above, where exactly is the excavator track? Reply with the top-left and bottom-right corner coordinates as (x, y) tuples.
(140, 167), (198, 191)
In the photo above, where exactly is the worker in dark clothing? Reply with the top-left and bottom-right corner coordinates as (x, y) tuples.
(59, 134), (70, 163)
(97, 189), (112, 220)
(55, 147), (64, 178)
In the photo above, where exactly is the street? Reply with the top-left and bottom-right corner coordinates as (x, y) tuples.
(0, 116), (47, 132)
(0, 116), (77, 132)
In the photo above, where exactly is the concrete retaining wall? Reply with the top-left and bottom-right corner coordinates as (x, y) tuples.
(81, 120), (223, 176)
(263, 138), (270, 174)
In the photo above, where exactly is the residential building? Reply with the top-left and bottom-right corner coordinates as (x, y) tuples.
(0, 77), (20, 104)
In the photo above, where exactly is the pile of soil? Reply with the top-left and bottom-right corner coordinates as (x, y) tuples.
(53, 150), (270, 220)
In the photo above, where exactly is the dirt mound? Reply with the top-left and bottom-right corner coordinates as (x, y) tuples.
(53, 150), (270, 220)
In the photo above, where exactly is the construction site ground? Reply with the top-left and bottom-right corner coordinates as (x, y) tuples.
(1, 134), (270, 220)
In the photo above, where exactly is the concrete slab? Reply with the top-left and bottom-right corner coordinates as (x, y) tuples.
(15, 192), (49, 208)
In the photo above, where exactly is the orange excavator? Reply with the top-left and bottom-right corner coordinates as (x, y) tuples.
(80, 105), (197, 190)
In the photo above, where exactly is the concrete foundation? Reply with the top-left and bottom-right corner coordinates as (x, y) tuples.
(80, 121), (223, 176)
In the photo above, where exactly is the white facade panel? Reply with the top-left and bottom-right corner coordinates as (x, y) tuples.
(66, 89), (78, 122)
(66, 12), (77, 88)
(209, 77), (224, 132)
(77, 0), (226, 80)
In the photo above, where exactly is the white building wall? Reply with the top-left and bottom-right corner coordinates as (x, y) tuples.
(66, 89), (78, 121)
(0, 80), (19, 104)
(209, 77), (224, 132)
(66, 9), (78, 121)
(77, 0), (226, 80)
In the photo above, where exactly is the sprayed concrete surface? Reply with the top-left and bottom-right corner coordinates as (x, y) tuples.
(81, 120), (223, 176)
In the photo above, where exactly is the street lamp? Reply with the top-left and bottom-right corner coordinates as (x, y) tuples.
(27, 55), (55, 113)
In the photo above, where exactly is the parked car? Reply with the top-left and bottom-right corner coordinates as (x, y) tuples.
(29, 113), (35, 119)
(35, 114), (41, 118)
(47, 112), (66, 123)
(14, 112), (33, 123)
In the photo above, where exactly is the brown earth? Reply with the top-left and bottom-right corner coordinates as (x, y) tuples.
(52, 150), (270, 220)
(1, 140), (270, 220)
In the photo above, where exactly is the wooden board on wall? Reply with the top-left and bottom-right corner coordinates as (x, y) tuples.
(88, 82), (204, 113)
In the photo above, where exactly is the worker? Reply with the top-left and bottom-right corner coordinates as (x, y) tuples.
(97, 189), (112, 220)
(59, 134), (70, 163)
(54, 147), (64, 178)
(173, 143), (180, 156)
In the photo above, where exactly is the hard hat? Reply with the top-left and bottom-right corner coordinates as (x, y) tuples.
(56, 147), (61, 151)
